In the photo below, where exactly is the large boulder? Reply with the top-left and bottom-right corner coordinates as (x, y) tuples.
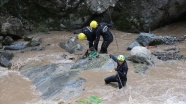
(59, 37), (83, 54)
(127, 33), (163, 50)
(1, 17), (25, 37)
(129, 46), (154, 65)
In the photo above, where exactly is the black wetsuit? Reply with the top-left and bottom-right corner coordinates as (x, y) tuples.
(82, 26), (96, 49)
(93, 22), (113, 53)
(105, 54), (128, 89)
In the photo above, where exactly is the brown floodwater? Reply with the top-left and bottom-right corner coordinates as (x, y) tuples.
(0, 22), (186, 104)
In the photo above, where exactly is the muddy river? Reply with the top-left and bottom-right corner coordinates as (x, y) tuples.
(0, 21), (186, 104)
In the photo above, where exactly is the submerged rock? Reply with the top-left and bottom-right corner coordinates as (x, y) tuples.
(59, 37), (83, 54)
(20, 64), (86, 100)
(133, 63), (148, 76)
(153, 48), (186, 61)
(4, 43), (28, 50)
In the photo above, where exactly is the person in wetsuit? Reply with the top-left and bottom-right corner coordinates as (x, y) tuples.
(90, 20), (114, 53)
(105, 54), (128, 89)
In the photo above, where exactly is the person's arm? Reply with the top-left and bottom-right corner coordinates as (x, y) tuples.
(93, 28), (101, 51)
(107, 21), (114, 28)
(109, 54), (117, 62)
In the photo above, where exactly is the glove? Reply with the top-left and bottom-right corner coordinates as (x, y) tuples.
(109, 54), (112, 58)
(115, 68), (119, 71)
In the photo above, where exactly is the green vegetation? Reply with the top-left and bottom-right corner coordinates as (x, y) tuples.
(76, 96), (102, 104)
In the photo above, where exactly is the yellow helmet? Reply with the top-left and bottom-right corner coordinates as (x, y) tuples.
(90, 20), (98, 28)
(78, 33), (86, 40)
(117, 55), (125, 61)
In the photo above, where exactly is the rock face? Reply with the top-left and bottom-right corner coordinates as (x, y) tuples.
(1, 0), (186, 32)
(112, 0), (186, 32)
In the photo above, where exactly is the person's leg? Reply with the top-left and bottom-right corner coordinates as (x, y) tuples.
(118, 77), (127, 89)
(123, 77), (127, 86)
(104, 75), (118, 84)
(100, 40), (112, 53)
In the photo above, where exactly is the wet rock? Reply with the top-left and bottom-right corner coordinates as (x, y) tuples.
(3, 36), (14, 45)
(59, 37), (83, 54)
(154, 52), (183, 61)
(31, 47), (45, 51)
(133, 63), (148, 75)
(73, 29), (82, 34)
(71, 54), (114, 70)
(153, 48), (185, 61)
(127, 33), (185, 50)
(0, 52), (13, 68)
(127, 33), (163, 50)
(28, 40), (41, 47)
(1, 17), (25, 37)
(23, 36), (33, 41)
(0, 52), (14, 60)
(4, 43), (28, 50)
(129, 46), (154, 65)
(160, 36), (179, 45)
(20, 64), (86, 100)
(0, 57), (12, 68)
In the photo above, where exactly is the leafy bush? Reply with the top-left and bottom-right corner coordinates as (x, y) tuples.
(76, 96), (102, 104)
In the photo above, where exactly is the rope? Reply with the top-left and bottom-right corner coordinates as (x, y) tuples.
(107, 6), (119, 50)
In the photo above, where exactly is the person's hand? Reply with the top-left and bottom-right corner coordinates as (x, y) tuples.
(110, 21), (114, 25)
(115, 68), (118, 71)
(109, 54), (112, 58)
